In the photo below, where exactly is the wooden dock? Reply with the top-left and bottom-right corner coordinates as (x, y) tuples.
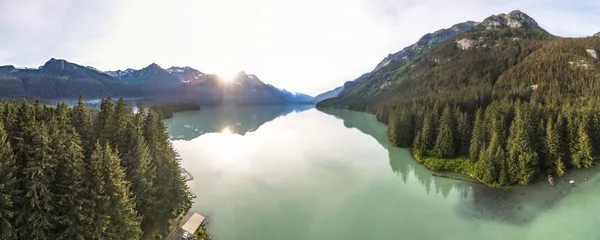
(167, 212), (206, 240)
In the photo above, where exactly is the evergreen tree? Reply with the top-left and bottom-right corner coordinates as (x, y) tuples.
(0, 122), (16, 240)
(387, 110), (401, 146)
(82, 143), (110, 239)
(419, 111), (435, 152)
(507, 105), (539, 185)
(70, 94), (92, 153)
(110, 98), (132, 153)
(555, 113), (569, 167)
(0, 98), (192, 239)
(573, 116), (594, 168)
(434, 105), (454, 158)
(546, 117), (560, 175)
(48, 103), (87, 240)
(122, 115), (156, 231)
(100, 144), (141, 239)
(469, 108), (485, 162)
(475, 147), (496, 184)
(455, 111), (471, 156)
(15, 121), (56, 240)
(94, 96), (114, 145)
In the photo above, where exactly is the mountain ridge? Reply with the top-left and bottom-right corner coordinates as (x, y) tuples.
(0, 59), (314, 104)
(315, 20), (479, 104)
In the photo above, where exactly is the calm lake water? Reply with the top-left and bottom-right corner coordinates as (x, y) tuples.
(165, 106), (600, 240)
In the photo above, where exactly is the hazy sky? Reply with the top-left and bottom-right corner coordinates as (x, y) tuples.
(0, 0), (598, 95)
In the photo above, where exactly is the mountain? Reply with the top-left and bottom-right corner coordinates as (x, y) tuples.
(0, 58), (133, 98)
(318, 10), (552, 109)
(315, 21), (478, 106)
(166, 66), (209, 84)
(314, 86), (343, 102)
(317, 10), (600, 187)
(0, 59), (313, 104)
(219, 72), (287, 104)
(268, 85), (315, 103)
(373, 21), (480, 72)
(111, 63), (188, 97)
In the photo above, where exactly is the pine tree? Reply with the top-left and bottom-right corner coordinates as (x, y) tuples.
(110, 98), (132, 153)
(387, 110), (401, 146)
(535, 119), (549, 171)
(573, 116), (594, 168)
(546, 117), (560, 174)
(48, 103), (87, 240)
(455, 111), (471, 156)
(100, 144), (141, 239)
(434, 105), (454, 158)
(475, 147), (496, 184)
(507, 105), (539, 185)
(15, 121), (56, 240)
(556, 157), (567, 177)
(82, 143), (110, 239)
(70, 94), (92, 153)
(143, 111), (191, 228)
(0, 98), (192, 239)
(555, 113), (569, 166)
(94, 96), (114, 145)
(0, 122), (16, 240)
(469, 108), (485, 162)
(419, 111), (435, 152)
(122, 116), (156, 231)
(565, 109), (579, 167)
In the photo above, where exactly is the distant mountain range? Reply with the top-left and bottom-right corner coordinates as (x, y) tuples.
(0, 59), (315, 104)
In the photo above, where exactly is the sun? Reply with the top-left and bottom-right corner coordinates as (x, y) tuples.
(216, 71), (238, 83)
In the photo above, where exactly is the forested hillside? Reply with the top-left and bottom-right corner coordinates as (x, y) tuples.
(0, 96), (192, 239)
(318, 10), (600, 186)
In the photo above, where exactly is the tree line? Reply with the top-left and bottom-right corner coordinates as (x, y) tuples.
(0, 95), (192, 240)
(385, 98), (600, 186)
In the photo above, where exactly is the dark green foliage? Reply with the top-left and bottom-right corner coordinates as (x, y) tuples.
(142, 102), (200, 119)
(97, 144), (141, 239)
(48, 103), (87, 240)
(434, 105), (454, 158)
(387, 108), (414, 147)
(573, 116), (594, 168)
(0, 97), (192, 239)
(469, 109), (485, 162)
(454, 110), (471, 156)
(0, 122), (16, 240)
(122, 114), (156, 230)
(318, 14), (600, 186)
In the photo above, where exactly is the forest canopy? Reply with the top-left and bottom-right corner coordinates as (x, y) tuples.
(0, 96), (192, 240)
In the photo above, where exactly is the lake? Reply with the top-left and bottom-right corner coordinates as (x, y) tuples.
(165, 105), (600, 240)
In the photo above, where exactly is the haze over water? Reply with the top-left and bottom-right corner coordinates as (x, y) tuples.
(165, 106), (600, 240)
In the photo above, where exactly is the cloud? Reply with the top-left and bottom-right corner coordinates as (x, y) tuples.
(0, 0), (598, 95)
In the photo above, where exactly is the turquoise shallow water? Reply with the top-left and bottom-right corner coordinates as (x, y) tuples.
(165, 106), (600, 240)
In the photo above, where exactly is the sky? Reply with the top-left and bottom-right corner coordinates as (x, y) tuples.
(0, 0), (599, 96)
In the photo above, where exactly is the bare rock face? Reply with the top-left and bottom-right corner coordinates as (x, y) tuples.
(586, 49), (598, 59)
(478, 10), (540, 30)
(594, 32), (600, 37)
(456, 38), (476, 50)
